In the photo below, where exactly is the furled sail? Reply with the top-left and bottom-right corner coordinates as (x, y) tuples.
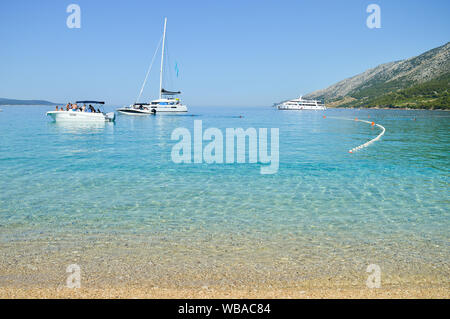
(161, 88), (181, 95)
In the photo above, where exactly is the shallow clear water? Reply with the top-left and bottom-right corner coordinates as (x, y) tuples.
(0, 105), (448, 288)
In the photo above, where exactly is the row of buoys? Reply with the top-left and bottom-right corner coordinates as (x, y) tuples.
(348, 119), (385, 153)
(323, 116), (385, 153)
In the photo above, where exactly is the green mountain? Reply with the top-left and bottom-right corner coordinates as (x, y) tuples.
(0, 98), (59, 106)
(305, 42), (450, 109)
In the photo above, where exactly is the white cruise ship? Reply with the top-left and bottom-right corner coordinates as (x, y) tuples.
(277, 96), (326, 110)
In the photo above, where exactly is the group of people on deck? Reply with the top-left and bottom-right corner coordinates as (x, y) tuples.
(55, 103), (101, 113)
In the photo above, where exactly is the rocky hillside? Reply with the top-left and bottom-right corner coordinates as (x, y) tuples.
(305, 42), (449, 109)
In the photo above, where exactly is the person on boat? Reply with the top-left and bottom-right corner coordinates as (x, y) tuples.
(55, 105), (59, 111)
(66, 104), (70, 111)
(97, 108), (101, 113)
(88, 105), (95, 113)
(60, 107), (64, 111)
(81, 105), (86, 112)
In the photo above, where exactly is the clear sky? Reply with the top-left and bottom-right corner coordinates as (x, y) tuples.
(0, 0), (449, 106)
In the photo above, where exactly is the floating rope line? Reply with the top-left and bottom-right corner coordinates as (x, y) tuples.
(348, 119), (385, 153)
(325, 116), (386, 153)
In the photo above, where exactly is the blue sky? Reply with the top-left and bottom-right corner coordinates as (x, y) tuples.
(0, 0), (449, 106)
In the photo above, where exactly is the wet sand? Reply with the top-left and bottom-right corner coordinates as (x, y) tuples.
(0, 237), (448, 299)
(0, 284), (447, 299)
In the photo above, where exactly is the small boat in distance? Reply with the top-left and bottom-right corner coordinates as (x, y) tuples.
(277, 96), (326, 110)
(46, 101), (115, 122)
(117, 18), (187, 115)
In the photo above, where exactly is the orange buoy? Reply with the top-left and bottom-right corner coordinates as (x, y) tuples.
(323, 115), (326, 119)
(371, 122), (375, 126)
(355, 118), (358, 121)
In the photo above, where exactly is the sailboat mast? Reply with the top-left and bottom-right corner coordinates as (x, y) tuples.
(159, 17), (167, 99)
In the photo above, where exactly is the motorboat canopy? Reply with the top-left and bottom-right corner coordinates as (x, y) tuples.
(76, 101), (105, 104)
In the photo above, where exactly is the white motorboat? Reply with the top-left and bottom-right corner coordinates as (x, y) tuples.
(117, 18), (187, 115)
(277, 96), (326, 110)
(47, 101), (115, 122)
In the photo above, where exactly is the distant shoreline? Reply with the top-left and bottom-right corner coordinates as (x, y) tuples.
(273, 105), (449, 111)
(328, 106), (450, 111)
(0, 104), (60, 106)
(0, 98), (59, 106)
(3, 104), (449, 110)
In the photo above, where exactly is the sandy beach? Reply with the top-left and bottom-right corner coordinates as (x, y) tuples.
(1, 215), (448, 299)
(0, 285), (447, 299)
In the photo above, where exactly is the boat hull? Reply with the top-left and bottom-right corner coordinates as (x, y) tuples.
(117, 109), (153, 115)
(46, 111), (115, 122)
(117, 105), (188, 115)
(277, 106), (326, 110)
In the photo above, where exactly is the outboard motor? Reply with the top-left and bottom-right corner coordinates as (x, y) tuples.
(106, 112), (116, 122)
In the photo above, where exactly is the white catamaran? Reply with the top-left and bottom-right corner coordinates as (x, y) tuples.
(118, 18), (187, 115)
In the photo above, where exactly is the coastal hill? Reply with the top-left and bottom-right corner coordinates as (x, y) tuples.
(0, 98), (59, 106)
(305, 42), (449, 109)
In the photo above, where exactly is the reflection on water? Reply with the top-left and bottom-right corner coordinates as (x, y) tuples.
(50, 120), (112, 134)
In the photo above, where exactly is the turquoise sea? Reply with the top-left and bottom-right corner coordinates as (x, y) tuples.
(0, 105), (448, 289)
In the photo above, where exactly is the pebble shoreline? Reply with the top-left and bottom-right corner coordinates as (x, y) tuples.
(0, 286), (447, 299)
